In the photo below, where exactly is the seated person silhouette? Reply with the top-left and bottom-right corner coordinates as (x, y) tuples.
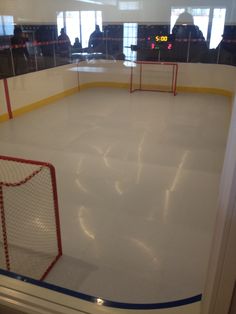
(73, 37), (82, 49)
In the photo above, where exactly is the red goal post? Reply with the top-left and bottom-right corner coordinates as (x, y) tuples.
(130, 61), (178, 96)
(0, 155), (62, 281)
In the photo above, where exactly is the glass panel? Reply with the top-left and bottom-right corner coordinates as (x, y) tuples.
(0, 2), (234, 78)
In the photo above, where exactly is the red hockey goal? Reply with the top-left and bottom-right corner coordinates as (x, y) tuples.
(130, 61), (178, 95)
(0, 155), (62, 280)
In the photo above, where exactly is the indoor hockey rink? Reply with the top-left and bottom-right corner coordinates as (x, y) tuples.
(0, 0), (236, 313)
(0, 80), (232, 313)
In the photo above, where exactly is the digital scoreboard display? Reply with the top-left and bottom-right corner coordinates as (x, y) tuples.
(147, 34), (173, 50)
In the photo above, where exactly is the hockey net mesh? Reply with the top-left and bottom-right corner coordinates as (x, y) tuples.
(130, 62), (177, 94)
(0, 157), (62, 280)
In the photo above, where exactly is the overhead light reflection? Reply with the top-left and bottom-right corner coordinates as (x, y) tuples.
(92, 145), (112, 169)
(136, 131), (147, 184)
(169, 151), (189, 192)
(103, 146), (111, 168)
(76, 157), (89, 193)
(162, 151), (189, 221)
(115, 181), (123, 195)
(78, 206), (95, 240)
(75, 179), (89, 193)
(34, 218), (50, 232)
(131, 238), (159, 265)
(119, 1), (140, 10)
(75, 0), (103, 5)
(123, 61), (137, 67)
(92, 145), (103, 155)
(163, 190), (170, 222)
(96, 298), (104, 305)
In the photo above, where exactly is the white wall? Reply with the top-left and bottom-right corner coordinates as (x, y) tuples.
(0, 0), (235, 24)
(177, 63), (236, 92)
(3, 62), (236, 117)
(77, 61), (236, 95)
(6, 64), (78, 112)
(1, 61), (235, 121)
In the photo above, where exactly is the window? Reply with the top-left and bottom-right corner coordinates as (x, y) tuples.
(123, 23), (138, 61)
(57, 11), (102, 48)
(119, 1), (140, 10)
(191, 8), (210, 40)
(171, 7), (210, 40)
(210, 8), (226, 49)
(0, 15), (14, 36)
(57, 12), (64, 37)
(170, 8), (185, 33)
(65, 11), (80, 46)
(80, 11), (103, 48)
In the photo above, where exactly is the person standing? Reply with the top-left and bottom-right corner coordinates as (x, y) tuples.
(88, 25), (104, 52)
(11, 27), (29, 75)
(58, 28), (71, 61)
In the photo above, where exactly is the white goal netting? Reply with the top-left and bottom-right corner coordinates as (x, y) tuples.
(0, 156), (62, 280)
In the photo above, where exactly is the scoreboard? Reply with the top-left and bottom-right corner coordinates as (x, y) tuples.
(147, 34), (173, 50)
